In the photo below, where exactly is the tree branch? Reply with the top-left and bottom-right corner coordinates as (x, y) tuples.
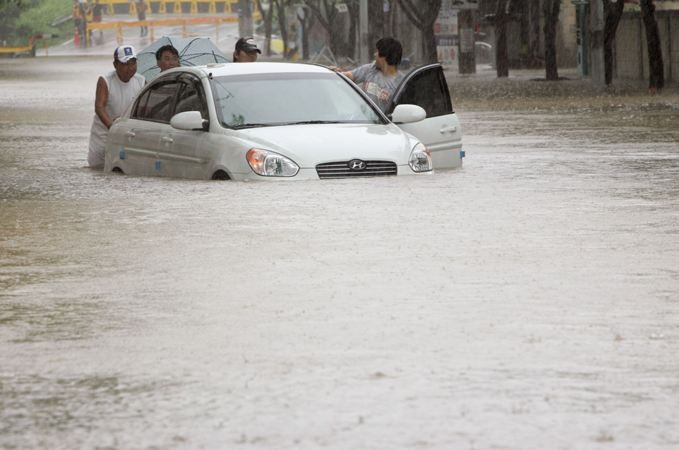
(397, 0), (424, 29)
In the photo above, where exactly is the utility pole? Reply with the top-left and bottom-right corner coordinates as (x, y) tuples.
(359, 0), (369, 63)
(572, 0), (589, 77)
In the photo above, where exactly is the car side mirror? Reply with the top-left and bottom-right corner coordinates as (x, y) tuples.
(170, 111), (208, 131)
(389, 104), (426, 124)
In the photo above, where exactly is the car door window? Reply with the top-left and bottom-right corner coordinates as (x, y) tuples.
(132, 78), (180, 123)
(174, 76), (208, 120)
(390, 65), (453, 118)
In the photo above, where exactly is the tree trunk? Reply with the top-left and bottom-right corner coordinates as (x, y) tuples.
(297, 5), (313, 60)
(305, 0), (352, 59)
(345, 1), (359, 61)
(639, 0), (664, 92)
(517, 0), (530, 67)
(495, 0), (509, 77)
(368, 0), (385, 56)
(397, 0), (442, 64)
(421, 18), (437, 63)
(389, 1), (399, 38)
(529, 0), (541, 67)
(543, 0), (561, 81)
(602, 0), (624, 85)
(255, 0), (274, 56)
(276, 0), (289, 58)
(238, 0), (253, 37)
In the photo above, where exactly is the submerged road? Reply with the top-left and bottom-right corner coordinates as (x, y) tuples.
(1, 57), (679, 449)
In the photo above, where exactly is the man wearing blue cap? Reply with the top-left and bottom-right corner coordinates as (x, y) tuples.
(87, 44), (146, 169)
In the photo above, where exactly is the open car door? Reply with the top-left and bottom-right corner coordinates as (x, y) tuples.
(388, 63), (463, 170)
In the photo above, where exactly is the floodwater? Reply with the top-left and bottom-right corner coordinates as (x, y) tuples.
(1, 57), (679, 449)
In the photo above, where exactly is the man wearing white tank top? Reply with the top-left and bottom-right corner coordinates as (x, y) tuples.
(87, 44), (145, 169)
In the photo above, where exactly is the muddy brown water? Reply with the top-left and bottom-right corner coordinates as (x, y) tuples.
(1, 56), (679, 449)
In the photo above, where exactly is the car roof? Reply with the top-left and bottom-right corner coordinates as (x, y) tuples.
(179, 62), (334, 78)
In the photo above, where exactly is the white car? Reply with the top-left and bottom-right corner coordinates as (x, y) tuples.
(104, 62), (463, 181)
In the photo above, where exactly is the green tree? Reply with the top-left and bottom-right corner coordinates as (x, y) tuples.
(1, 0), (70, 46)
(1, 0), (25, 44)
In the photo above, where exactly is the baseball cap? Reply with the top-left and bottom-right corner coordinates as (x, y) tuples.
(114, 45), (137, 63)
(235, 37), (261, 54)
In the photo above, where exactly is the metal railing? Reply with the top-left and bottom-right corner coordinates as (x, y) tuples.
(0, 34), (55, 56)
(87, 15), (238, 44)
(95, 0), (241, 16)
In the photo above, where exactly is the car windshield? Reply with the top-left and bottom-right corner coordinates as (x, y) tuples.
(210, 72), (384, 129)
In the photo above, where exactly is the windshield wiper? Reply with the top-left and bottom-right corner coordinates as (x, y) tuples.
(230, 120), (344, 129)
(230, 123), (276, 129)
(281, 120), (343, 125)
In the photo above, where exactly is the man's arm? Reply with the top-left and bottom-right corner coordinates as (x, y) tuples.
(94, 76), (113, 129)
(327, 65), (354, 81)
(346, 63), (371, 84)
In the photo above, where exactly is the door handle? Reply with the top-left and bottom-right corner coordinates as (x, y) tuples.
(125, 131), (136, 138)
(161, 136), (174, 144)
(439, 125), (457, 133)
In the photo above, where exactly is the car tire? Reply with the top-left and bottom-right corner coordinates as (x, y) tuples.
(211, 170), (230, 180)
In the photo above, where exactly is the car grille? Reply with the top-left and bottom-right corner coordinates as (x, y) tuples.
(316, 160), (397, 179)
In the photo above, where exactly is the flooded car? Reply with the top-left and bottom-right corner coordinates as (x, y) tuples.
(104, 62), (463, 180)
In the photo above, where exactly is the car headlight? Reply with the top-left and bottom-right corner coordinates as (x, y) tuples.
(246, 148), (299, 177)
(409, 142), (432, 172)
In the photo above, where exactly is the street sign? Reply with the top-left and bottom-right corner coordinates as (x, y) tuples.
(449, 0), (479, 10)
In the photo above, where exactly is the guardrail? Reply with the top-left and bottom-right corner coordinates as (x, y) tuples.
(97, 0), (240, 16)
(0, 45), (34, 55)
(2, 1), (253, 55)
(87, 15), (238, 44)
(0, 34), (56, 56)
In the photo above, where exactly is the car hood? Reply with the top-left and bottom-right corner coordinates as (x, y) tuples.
(234, 123), (415, 168)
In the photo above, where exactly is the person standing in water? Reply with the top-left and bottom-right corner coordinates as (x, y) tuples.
(87, 45), (145, 169)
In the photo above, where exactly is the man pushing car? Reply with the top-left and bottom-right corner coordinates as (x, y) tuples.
(87, 44), (145, 169)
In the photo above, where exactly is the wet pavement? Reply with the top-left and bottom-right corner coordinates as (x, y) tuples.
(1, 57), (679, 449)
